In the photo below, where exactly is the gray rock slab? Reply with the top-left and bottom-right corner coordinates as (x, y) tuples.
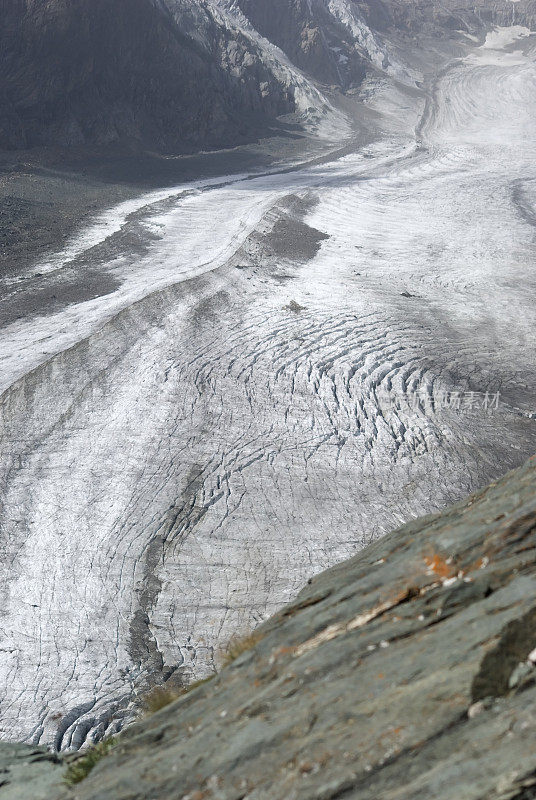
(33, 455), (536, 800)
(0, 744), (64, 800)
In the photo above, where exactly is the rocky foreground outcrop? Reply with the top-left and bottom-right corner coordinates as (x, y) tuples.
(3, 455), (536, 799)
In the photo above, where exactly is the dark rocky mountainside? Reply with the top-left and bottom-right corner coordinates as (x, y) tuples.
(2, 0), (536, 154)
(237, 0), (368, 87)
(3, 455), (536, 799)
(0, 0), (294, 152)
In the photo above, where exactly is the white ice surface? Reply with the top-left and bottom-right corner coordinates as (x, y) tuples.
(0, 141), (410, 394)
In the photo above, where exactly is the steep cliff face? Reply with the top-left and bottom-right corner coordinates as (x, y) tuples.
(0, 0), (296, 152)
(236, 0), (368, 86)
(234, 0), (410, 85)
(2, 456), (536, 799)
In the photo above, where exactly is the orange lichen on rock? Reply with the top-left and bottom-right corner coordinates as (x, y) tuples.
(423, 553), (457, 580)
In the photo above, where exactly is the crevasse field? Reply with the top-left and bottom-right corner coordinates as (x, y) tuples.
(0, 27), (535, 747)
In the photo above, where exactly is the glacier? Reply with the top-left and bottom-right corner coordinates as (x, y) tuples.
(0, 26), (535, 748)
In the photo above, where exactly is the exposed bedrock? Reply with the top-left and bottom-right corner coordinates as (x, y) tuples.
(236, 0), (368, 86)
(2, 455), (536, 799)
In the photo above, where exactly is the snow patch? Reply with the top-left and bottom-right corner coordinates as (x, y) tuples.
(482, 25), (532, 49)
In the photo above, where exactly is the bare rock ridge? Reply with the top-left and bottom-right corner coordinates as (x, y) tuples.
(2, 455), (536, 800)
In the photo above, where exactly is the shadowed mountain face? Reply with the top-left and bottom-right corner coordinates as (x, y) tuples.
(236, 0), (368, 86)
(2, 0), (536, 154)
(0, 0), (295, 151)
(0, 0), (417, 154)
(3, 456), (536, 800)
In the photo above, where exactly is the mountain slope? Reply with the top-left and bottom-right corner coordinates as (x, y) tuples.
(2, 0), (535, 154)
(2, 455), (536, 799)
(236, 0), (368, 86)
(357, 0), (536, 33)
(0, 0), (297, 151)
(0, 0), (412, 153)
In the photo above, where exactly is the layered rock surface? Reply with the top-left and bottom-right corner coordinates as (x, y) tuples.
(1, 455), (536, 799)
